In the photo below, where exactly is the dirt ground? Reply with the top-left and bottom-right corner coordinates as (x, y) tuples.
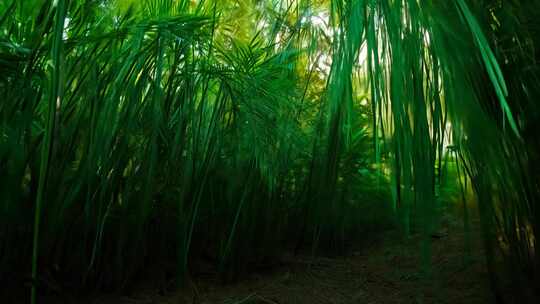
(73, 214), (492, 304)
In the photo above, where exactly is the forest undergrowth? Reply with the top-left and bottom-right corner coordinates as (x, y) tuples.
(1, 1), (539, 303)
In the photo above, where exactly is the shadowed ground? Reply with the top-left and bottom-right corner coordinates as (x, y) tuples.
(75, 215), (491, 304)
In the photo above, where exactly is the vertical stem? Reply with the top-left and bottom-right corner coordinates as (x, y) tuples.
(31, 1), (66, 303)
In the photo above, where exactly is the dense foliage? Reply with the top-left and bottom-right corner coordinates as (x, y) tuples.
(0, 1), (539, 303)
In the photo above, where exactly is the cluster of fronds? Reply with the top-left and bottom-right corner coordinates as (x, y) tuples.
(0, 0), (391, 300)
(325, 0), (540, 301)
(1, 0), (539, 303)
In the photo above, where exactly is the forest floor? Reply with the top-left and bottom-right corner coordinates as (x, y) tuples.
(76, 213), (493, 304)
